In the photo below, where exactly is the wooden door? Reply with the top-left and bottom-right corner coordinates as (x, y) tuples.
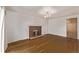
(67, 18), (78, 52)
(67, 18), (77, 39)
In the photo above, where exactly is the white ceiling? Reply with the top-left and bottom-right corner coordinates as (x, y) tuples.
(6, 6), (79, 18)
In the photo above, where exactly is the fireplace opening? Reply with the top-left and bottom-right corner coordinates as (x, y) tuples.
(29, 26), (41, 38)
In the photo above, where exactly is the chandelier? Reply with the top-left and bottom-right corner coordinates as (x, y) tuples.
(39, 7), (57, 19)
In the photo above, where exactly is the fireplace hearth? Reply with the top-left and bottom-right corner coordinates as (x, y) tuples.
(29, 26), (41, 38)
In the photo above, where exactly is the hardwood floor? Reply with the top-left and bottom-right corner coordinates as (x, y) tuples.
(5, 34), (79, 53)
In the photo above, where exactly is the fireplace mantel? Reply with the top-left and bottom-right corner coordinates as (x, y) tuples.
(29, 26), (41, 38)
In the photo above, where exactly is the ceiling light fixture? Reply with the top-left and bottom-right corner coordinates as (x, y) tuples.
(39, 6), (57, 19)
(39, 6), (57, 33)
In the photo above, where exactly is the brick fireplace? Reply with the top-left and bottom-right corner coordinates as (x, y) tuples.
(29, 26), (41, 38)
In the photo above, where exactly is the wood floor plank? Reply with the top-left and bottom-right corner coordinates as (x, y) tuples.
(5, 34), (79, 53)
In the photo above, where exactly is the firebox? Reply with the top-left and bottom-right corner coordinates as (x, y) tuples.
(29, 26), (41, 38)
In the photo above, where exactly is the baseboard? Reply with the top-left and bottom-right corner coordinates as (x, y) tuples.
(29, 34), (45, 39)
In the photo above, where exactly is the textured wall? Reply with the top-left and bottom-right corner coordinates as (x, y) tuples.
(5, 11), (47, 43)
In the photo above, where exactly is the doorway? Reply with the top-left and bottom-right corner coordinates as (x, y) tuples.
(67, 18), (77, 39)
(67, 18), (78, 52)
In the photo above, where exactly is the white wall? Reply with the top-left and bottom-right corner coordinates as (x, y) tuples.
(6, 11), (47, 43)
(48, 17), (66, 37)
(0, 7), (7, 52)
(4, 11), (8, 51)
(0, 6), (2, 52)
(48, 15), (79, 39)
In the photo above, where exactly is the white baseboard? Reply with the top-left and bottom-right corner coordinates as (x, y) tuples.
(29, 34), (45, 39)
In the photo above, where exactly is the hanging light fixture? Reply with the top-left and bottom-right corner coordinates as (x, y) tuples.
(39, 6), (57, 19)
(38, 6), (57, 33)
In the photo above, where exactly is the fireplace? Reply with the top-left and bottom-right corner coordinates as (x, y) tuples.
(29, 26), (41, 38)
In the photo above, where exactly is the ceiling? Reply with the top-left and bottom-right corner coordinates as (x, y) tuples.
(6, 6), (79, 18)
